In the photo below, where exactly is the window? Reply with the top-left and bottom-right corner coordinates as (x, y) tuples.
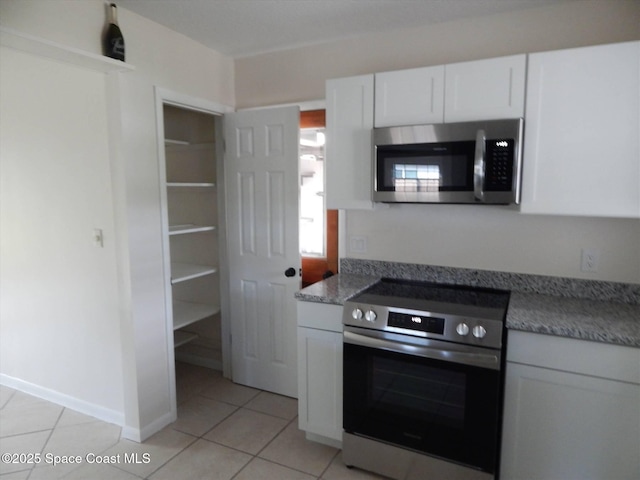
(393, 164), (441, 192)
(299, 128), (325, 256)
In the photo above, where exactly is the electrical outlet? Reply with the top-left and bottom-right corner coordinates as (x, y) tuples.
(581, 248), (600, 272)
(349, 235), (368, 254)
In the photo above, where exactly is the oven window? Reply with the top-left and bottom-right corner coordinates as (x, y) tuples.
(344, 342), (502, 473)
(371, 356), (465, 430)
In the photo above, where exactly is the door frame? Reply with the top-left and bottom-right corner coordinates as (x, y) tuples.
(154, 87), (233, 420)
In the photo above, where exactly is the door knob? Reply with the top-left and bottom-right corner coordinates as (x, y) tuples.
(284, 267), (296, 277)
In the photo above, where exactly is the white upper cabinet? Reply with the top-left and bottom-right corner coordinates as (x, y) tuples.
(372, 55), (525, 127)
(520, 41), (640, 218)
(325, 74), (374, 210)
(374, 66), (445, 127)
(444, 54), (526, 122)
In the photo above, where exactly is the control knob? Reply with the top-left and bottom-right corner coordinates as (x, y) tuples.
(456, 323), (469, 336)
(472, 325), (487, 339)
(364, 309), (377, 323)
(351, 308), (363, 321)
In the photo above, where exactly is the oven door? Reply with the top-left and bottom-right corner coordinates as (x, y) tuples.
(343, 327), (503, 474)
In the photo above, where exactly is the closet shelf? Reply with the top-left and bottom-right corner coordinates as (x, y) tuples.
(174, 331), (198, 348)
(171, 263), (218, 284)
(169, 224), (216, 235)
(165, 140), (215, 150)
(173, 301), (220, 330)
(165, 138), (190, 146)
(167, 182), (216, 188)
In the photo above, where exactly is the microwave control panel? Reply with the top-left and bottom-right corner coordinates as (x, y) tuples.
(485, 138), (515, 191)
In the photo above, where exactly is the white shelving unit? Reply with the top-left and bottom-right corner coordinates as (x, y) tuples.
(167, 182), (216, 188)
(0, 26), (135, 74)
(172, 301), (221, 330)
(168, 224), (216, 235)
(162, 105), (223, 370)
(171, 263), (218, 284)
(173, 331), (198, 348)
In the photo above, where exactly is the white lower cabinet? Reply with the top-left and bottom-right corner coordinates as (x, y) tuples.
(297, 301), (343, 448)
(501, 331), (640, 480)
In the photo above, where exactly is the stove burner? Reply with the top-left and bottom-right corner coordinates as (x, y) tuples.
(363, 278), (510, 309)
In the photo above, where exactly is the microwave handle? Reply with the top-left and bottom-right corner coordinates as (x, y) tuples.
(474, 129), (486, 201)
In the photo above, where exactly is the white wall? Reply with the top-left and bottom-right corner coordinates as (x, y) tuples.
(346, 205), (640, 283)
(235, 0), (640, 284)
(0, 0), (235, 440)
(235, 0), (640, 108)
(0, 0), (235, 104)
(0, 47), (125, 421)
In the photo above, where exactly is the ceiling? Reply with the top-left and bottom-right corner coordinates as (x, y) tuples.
(116, 0), (572, 58)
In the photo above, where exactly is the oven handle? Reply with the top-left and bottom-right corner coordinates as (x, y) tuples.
(474, 128), (486, 202)
(344, 329), (500, 370)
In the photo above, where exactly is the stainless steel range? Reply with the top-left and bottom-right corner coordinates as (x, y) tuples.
(342, 278), (510, 480)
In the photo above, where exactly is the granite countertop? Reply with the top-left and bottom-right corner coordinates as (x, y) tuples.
(295, 268), (640, 348)
(507, 292), (640, 347)
(295, 274), (380, 305)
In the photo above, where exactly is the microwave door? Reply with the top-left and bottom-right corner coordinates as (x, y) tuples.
(473, 129), (486, 202)
(374, 142), (476, 203)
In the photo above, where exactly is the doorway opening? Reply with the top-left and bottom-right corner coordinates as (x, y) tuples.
(299, 110), (338, 287)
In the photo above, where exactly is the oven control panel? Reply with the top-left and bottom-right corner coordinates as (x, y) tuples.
(456, 322), (487, 339)
(388, 311), (444, 334)
(343, 302), (503, 349)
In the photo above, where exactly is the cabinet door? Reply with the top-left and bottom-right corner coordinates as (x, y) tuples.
(374, 66), (445, 127)
(501, 362), (640, 479)
(297, 327), (343, 442)
(520, 41), (640, 217)
(325, 75), (374, 210)
(444, 54), (526, 122)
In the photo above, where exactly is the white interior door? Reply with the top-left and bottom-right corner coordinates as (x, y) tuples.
(224, 106), (300, 397)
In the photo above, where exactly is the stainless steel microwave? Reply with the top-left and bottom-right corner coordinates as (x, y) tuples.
(373, 118), (523, 204)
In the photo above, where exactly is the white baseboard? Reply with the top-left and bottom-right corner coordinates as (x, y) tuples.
(305, 431), (342, 449)
(121, 409), (176, 443)
(0, 373), (124, 427)
(1, 373), (179, 444)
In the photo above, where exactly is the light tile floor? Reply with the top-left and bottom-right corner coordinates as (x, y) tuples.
(0, 362), (388, 480)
